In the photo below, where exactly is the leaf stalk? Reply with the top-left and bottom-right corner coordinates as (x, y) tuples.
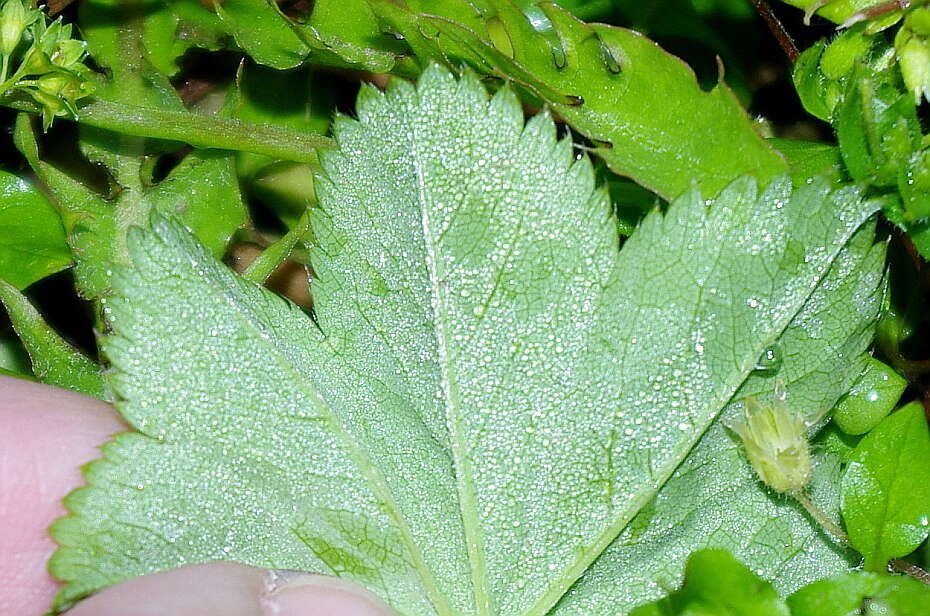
(0, 95), (334, 160)
(793, 491), (930, 586)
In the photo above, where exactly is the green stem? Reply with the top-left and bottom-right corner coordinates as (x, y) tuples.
(1, 95), (334, 161)
(242, 212), (311, 285)
(792, 491), (849, 543)
(0, 73), (21, 97)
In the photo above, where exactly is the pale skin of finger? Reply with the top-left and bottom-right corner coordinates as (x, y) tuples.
(0, 376), (125, 615)
(67, 562), (394, 616)
(0, 376), (395, 616)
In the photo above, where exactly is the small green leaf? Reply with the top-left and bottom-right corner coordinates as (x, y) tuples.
(788, 571), (930, 615)
(836, 66), (922, 188)
(792, 41), (835, 123)
(0, 280), (105, 398)
(629, 550), (790, 616)
(0, 169), (72, 289)
(832, 358), (906, 435)
(146, 150), (248, 261)
(768, 139), (845, 183)
(842, 401), (930, 571)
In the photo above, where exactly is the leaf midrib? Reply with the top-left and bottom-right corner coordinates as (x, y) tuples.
(524, 199), (870, 616)
(410, 121), (493, 616)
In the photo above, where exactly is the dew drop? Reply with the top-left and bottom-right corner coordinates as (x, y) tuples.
(753, 345), (781, 374)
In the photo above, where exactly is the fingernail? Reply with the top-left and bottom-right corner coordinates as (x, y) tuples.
(261, 570), (393, 616)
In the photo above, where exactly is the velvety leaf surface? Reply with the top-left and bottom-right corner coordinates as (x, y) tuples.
(841, 401), (930, 571)
(553, 222), (884, 614)
(51, 67), (878, 616)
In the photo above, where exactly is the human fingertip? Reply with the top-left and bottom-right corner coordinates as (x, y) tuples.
(261, 570), (394, 616)
(61, 562), (395, 616)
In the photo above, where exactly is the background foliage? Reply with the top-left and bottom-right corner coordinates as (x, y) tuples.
(0, 0), (929, 614)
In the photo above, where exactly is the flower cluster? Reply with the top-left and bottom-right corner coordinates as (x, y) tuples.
(0, 0), (94, 128)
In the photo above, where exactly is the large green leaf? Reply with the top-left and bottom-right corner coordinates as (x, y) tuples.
(51, 67), (878, 615)
(369, 1), (787, 199)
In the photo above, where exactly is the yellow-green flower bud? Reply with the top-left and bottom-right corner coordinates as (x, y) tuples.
(51, 38), (86, 69)
(34, 69), (91, 102)
(18, 44), (53, 76)
(897, 9), (930, 104)
(25, 87), (66, 129)
(35, 70), (73, 96)
(820, 28), (873, 80)
(0, 0), (34, 57)
(729, 395), (813, 495)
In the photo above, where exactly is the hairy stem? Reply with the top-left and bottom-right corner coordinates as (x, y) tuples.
(751, 0), (800, 62)
(892, 558), (930, 584)
(0, 95), (333, 161)
(793, 491), (849, 543)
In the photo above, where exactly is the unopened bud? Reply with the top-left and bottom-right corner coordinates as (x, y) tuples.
(50, 38), (86, 69)
(897, 9), (930, 103)
(35, 70), (72, 96)
(25, 87), (66, 129)
(729, 395), (813, 495)
(820, 28), (873, 80)
(18, 44), (52, 76)
(0, 0), (34, 57)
